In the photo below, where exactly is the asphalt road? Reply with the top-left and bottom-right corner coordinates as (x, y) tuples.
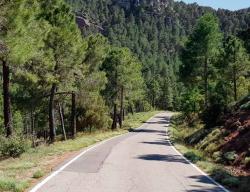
(31, 112), (229, 192)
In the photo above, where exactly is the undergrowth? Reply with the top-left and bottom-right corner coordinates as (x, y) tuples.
(169, 114), (250, 192)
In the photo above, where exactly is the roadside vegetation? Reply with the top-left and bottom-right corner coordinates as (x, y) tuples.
(170, 114), (250, 192)
(167, 7), (250, 192)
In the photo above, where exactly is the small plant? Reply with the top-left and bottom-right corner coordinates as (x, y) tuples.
(0, 178), (28, 192)
(223, 151), (238, 163)
(212, 151), (223, 163)
(0, 136), (31, 158)
(33, 170), (44, 179)
(184, 151), (202, 163)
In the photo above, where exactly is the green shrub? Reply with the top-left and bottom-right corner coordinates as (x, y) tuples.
(0, 136), (31, 158)
(33, 170), (44, 179)
(223, 151), (238, 163)
(197, 128), (221, 152)
(184, 151), (202, 163)
(212, 151), (223, 163)
(0, 178), (28, 192)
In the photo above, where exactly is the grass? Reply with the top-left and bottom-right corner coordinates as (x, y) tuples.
(169, 114), (250, 192)
(0, 111), (159, 192)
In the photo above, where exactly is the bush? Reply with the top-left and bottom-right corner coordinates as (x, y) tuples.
(0, 178), (28, 192)
(184, 151), (202, 163)
(0, 136), (31, 158)
(77, 96), (112, 131)
(33, 170), (44, 179)
(212, 151), (223, 163)
(223, 151), (238, 164)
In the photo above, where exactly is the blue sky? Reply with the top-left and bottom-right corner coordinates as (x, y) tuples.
(175, 0), (250, 11)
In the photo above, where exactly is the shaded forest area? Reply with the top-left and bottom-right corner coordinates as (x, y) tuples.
(0, 0), (146, 158)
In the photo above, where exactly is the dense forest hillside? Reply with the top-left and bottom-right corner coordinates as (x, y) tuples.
(68, 0), (250, 109)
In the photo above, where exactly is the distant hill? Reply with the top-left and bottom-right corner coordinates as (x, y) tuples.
(68, 0), (250, 109)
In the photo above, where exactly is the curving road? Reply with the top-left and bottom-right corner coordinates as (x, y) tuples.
(30, 112), (229, 192)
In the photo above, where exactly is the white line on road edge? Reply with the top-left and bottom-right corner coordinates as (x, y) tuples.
(167, 129), (231, 192)
(29, 134), (127, 192)
(29, 114), (156, 192)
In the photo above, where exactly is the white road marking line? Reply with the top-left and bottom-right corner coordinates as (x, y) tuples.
(29, 114), (156, 192)
(29, 134), (128, 192)
(167, 128), (231, 192)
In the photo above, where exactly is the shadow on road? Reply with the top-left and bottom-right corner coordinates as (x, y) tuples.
(141, 140), (171, 146)
(187, 175), (226, 192)
(142, 115), (170, 125)
(130, 129), (166, 134)
(140, 138), (172, 146)
(136, 154), (189, 164)
(186, 188), (224, 192)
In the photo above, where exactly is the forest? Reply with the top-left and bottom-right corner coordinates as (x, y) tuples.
(0, 0), (249, 158)
(0, 0), (250, 191)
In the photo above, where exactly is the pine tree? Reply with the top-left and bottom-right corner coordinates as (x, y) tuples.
(39, 0), (85, 142)
(102, 47), (143, 129)
(0, 0), (49, 137)
(181, 13), (222, 108)
(222, 35), (250, 101)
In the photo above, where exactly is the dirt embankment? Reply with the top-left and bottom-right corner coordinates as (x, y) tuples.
(221, 110), (250, 171)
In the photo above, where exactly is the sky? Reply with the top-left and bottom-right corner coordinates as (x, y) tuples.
(175, 0), (250, 11)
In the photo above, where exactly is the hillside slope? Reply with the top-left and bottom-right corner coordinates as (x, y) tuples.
(68, 0), (250, 110)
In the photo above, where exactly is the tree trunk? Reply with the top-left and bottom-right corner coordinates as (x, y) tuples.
(2, 59), (12, 137)
(49, 83), (56, 143)
(111, 104), (117, 130)
(71, 92), (76, 139)
(31, 109), (35, 146)
(122, 108), (125, 121)
(58, 103), (67, 140)
(119, 87), (124, 128)
(204, 58), (209, 108)
(130, 105), (134, 115)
